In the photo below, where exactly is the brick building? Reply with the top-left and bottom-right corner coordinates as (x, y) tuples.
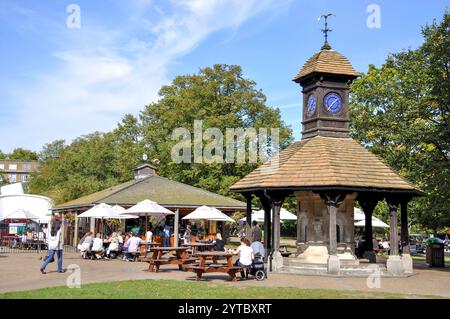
(0, 160), (39, 184)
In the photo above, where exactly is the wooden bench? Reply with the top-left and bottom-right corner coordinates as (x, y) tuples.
(142, 247), (194, 272)
(184, 265), (244, 282)
(143, 257), (197, 271)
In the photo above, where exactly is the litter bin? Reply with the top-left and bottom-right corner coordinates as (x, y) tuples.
(426, 243), (445, 267)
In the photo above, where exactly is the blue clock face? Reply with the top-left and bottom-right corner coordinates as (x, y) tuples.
(307, 95), (316, 115)
(323, 92), (343, 113)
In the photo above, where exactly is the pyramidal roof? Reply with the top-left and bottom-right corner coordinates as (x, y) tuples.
(230, 136), (422, 195)
(293, 48), (358, 82)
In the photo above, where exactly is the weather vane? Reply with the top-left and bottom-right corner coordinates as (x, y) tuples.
(318, 13), (335, 50)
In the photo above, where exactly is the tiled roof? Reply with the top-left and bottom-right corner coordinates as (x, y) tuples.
(55, 175), (246, 210)
(230, 136), (421, 194)
(293, 49), (358, 82)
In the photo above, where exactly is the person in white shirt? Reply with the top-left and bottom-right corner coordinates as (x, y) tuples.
(145, 230), (153, 243)
(106, 233), (119, 258)
(124, 232), (143, 261)
(40, 216), (64, 274)
(233, 237), (254, 279)
(92, 233), (106, 259)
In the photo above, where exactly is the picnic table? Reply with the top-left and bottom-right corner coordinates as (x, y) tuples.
(182, 242), (215, 254)
(141, 247), (196, 272)
(138, 242), (162, 257)
(185, 251), (243, 282)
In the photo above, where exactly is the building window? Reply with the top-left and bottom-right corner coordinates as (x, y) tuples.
(9, 164), (17, 170)
(21, 175), (29, 182)
(22, 164), (31, 170)
(8, 174), (16, 183)
(0, 164), (4, 170)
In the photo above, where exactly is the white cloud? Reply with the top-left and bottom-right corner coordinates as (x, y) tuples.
(0, 0), (291, 152)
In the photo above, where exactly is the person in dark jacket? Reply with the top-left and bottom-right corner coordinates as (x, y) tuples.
(213, 233), (225, 252)
(250, 221), (262, 243)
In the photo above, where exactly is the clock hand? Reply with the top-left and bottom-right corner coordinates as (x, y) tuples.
(327, 98), (338, 111)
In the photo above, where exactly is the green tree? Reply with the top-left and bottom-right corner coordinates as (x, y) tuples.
(39, 140), (66, 161)
(0, 150), (6, 159)
(349, 12), (450, 232)
(30, 132), (120, 204)
(8, 148), (38, 161)
(29, 64), (293, 205)
(138, 64), (293, 198)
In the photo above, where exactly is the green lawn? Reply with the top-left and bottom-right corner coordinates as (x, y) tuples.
(0, 279), (438, 299)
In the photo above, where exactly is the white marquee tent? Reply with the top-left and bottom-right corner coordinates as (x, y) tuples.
(0, 194), (53, 224)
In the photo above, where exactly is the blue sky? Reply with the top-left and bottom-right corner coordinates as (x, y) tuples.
(0, 0), (448, 152)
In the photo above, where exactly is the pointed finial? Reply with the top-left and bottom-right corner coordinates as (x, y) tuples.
(318, 13), (335, 50)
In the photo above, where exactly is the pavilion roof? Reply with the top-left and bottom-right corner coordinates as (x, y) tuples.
(54, 175), (246, 211)
(293, 49), (358, 82)
(230, 136), (423, 195)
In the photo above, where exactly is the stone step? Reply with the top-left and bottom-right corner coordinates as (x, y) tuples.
(279, 265), (390, 277)
(279, 266), (328, 276)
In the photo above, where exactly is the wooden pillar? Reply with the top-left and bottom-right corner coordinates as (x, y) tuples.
(357, 194), (379, 263)
(387, 199), (400, 256)
(296, 201), (301, 245)
(61, 213), (66, 246)
(400, 200), (409, 254)
(90, 217), (95, 233)
(174, 209), (179, 248)
(258, 192), (272, 263)
(73, 212), (78, 248)
(245, 193), (252, 240)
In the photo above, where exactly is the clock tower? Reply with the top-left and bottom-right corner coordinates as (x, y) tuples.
(293, 15), (358, 140)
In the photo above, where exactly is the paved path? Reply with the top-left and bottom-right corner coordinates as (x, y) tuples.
(0, 252), (449, 297)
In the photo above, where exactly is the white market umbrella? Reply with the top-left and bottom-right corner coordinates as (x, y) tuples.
(121, 199), (174, 232)
(0, 209), (41, 221)
(77, 203), (117, 218)
(183, 205), (235, 222)
(354, 208), (366, 221)
(353, 207), (389, 228)
(355, 219), (389, 228)
(240, 208), (297, 223)
(109, 205), (138, 219)
(77, 203), (118, 237)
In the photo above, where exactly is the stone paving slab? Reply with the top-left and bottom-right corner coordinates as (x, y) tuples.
(0, 252), (449, 298)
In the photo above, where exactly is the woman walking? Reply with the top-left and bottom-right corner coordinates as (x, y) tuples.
(40, 215), (64, 274)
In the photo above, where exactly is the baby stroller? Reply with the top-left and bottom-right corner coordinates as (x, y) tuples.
(244, 252), (266, 281)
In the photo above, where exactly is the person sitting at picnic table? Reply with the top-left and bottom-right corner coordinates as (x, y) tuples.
(106, 233), (119, 258)
(78, 231), (93, 258)
(233, 237), (254, 278)
(121, 232), (132, 260)
(92, 233), (107, 259)
(213, 233), (225, 252)
(145, 229), (153, 244)
(196, 232), (204, 242)
(124, 231), (144, 261)
(117, 231), (124, 250)
(183, 224), (192, 244)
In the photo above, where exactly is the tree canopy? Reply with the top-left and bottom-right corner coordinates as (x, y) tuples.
(0, 148), (39, 161)
(350, 12), (450, 232)
(29, 64), (293, 204)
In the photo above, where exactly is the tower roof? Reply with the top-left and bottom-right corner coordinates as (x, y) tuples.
(230, 136), (423, 195)
(293, 49), (358, 83)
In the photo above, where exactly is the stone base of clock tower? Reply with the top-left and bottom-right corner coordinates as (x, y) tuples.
(292, 191), (359, 268)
